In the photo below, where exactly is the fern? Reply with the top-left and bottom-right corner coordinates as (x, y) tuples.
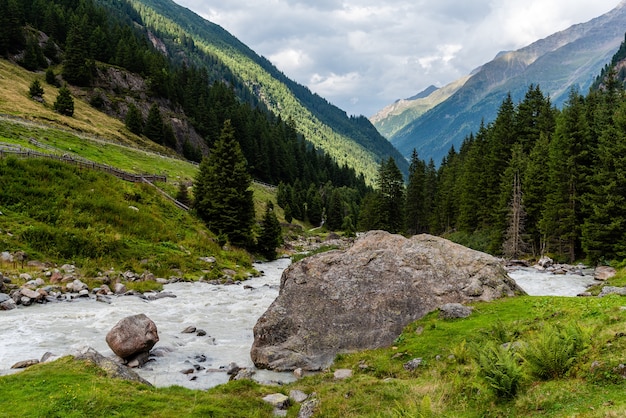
(475, 342), (524, 400)
(521, 322), (589, 380)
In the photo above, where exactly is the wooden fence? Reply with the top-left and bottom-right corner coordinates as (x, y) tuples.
(0, 147), (166, 183)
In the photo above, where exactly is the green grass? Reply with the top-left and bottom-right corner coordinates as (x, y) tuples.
(0, 157), (254, 280)
(0, 357), (274, 418)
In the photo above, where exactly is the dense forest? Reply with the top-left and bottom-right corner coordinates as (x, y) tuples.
(0, 0), (371, 241)
(372, 64), (626, 264)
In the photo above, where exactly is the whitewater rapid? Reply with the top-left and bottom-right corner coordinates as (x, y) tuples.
(0, 258), (294, 389)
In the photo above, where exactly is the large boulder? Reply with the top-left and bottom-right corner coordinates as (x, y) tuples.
(251, 231), (524, 371)
(105, 314), (159, 359)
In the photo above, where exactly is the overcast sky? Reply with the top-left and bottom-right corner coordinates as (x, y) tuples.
(173, 0), (621, 117)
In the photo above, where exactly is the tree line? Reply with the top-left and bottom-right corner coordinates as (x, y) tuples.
(361, 70), (626, 264)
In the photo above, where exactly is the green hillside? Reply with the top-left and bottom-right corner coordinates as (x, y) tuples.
(128, 0), (408, 182)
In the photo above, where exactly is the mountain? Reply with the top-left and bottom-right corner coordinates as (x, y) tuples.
(128, 0), (408, 180)
(377, 1), (626, 164)
(370, 76), (469, 140)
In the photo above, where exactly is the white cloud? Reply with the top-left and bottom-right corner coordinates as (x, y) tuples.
(174, 0), (621, 116)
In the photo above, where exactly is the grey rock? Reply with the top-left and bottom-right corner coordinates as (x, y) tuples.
(1, 298), (17, 310)
(226, 362), (240, 375)
(439, 303), (472, 319)
(73, 346), (151, 385)
(11, 359), (39, 369)
(403, 358), (423, 371)
(113, 283), (127, 295)
(105, 314), (159, 359)
(599, 286), (626, 297)
(289, 389), (309, 403)
(333, 369), (353, 380)
(595, 266), (617, 281)
(262, 393), (290, 409)
(181, 326), (196, 334)
(231, 368), (255, 381)
(297, 398), (320, 418)
(251, 231), (523, 371)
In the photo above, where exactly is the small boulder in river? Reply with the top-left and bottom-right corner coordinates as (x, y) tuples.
(105, 313), (159, 359)
(251, 231), (524, 371)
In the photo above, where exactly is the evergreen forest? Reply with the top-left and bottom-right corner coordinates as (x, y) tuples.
(381, 69), (626, 264)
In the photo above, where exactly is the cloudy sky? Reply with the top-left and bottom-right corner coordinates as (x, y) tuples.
(173, 0), (621, 117)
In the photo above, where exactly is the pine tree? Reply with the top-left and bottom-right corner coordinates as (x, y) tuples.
(540, 89), (590, 262)
(125, 103), (143, 135)
(62, 16), (93, 86)
(405, 149), (426, 235)
(144, 103), (164, 144)
(501, 144), (528, 258)
(53, 85), (74, 116)
(582, 83), (626, 262)
(377, 157), (405, 233)
(193, 120), (255, 248)
(257, 201), (282, 260)
(28, 79), (44, 100)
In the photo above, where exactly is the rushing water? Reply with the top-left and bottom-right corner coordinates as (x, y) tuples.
(508, 267), (597, 296)
(0, 257), (600, 389)
(0, 258), (294, 389)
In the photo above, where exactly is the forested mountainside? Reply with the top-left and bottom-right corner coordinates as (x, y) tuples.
(381, 1), (626, 164)
(128, 0), (408, 180)
(0, 0), (378, 235)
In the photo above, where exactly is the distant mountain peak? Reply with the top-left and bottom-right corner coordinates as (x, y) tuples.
(406, 85), (439, 101)
(377, 2), (626, 164)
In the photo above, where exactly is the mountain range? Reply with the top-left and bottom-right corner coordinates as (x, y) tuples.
(373, 0), (626, 164)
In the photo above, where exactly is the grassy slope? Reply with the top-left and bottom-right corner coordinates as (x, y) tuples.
(0, 59), (297, 279)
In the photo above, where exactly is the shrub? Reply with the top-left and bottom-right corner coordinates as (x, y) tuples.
(475, 342), (524, 400)
(520, 322), (589, 380)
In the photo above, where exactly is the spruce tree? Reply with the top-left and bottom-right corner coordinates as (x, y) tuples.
(53, 85), (74, 116)
(193, 120), (255, 248)
(405, 149), (426, 235)
(28, 79), (44, 100)
(540, 89), (590, 262)
(144, 103), (164, 144)
(257, 201), (282, 260)
(377, 157), (405, 234)
(125, 103), (143, 135)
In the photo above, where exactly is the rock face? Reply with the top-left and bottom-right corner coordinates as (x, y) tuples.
(251, 231), (524, 371)
(105, 314), (159, 359)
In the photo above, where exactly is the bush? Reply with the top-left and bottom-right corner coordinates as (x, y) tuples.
(475, 342), (524, 400)
(520, 322), (589, 380)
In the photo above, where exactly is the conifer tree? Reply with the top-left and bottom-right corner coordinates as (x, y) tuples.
(257, 201), (282, 260)
(540, 89), (590, 262)
(144, 103), (164, 144)
(582, 82), (626, 262)
(376, 157), (405, 234)
(405, 149), (426, 235)
(28, 79), (44, 100)
(501, 144), (528, 258)
(125, 103), (143, 135)
(193, 120), (254, 248)
(53, 85), (74, 116)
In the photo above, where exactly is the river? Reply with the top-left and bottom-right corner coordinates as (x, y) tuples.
(0, 258), (598, 389)
(0, 258), (294, 389)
